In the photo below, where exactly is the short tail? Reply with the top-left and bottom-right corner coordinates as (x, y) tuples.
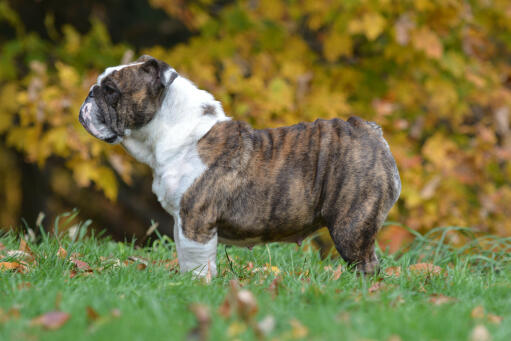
(347, 116), (383, 136)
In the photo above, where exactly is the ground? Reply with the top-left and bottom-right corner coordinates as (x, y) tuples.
(1, 219), (510, 341)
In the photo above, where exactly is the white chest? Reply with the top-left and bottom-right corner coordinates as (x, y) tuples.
(151, 144), (207, 214)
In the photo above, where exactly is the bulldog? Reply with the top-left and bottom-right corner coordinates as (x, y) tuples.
(79, 55), (401, 277)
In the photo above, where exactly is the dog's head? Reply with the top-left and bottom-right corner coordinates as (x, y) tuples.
(79, 55), (178, 143)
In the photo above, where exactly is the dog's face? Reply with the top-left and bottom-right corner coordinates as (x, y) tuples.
(79, 55), (178, 143)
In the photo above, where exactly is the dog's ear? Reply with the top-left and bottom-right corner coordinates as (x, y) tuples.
(136, 54), (153, 63)
(139, 57), (178, 94)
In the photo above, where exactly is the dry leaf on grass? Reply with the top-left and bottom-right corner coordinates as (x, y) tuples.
(57, 247), (67, 259)
(256, 315), (275, 336)
(409, 263), (442, 276)
(267, 276), (281, 298)
(236, 290), (258, 321)
(385, 266), (402, 277)
(86, 306), (100, 322)
(369, 281), (385, 294)
(0, 261), (23, 272)
(487, 314), (502, 324)
(471, 306), (485, 319)
(290, 318), (308, 338)
(429, 294), (456, 306)
(0, 242), (5, 251)
(470, 324), (491, 341)
(70, 257), (92, 272)
(30, 311), (70, 330)
(332, 265), (343, 280)
(188, 304), (211, 341)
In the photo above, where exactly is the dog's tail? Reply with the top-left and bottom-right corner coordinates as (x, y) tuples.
(347, 116), (383, 137)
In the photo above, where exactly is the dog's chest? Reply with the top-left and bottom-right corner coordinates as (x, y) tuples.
(151, 144), (207, 214)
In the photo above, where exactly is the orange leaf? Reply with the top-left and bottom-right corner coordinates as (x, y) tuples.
(57, 247), (67, 259)
(332, 265), (343, 280)
(30, 311), (70, 330)
(487, 314), (502, 324)
(70, 258), (92, 272)
(429, 294), (456, 306)
(385, 266), (402, 277)
(86, 306), (100, 322)
(409, 263), (442, 276)
(0, 261), (22, 271)
(289, 318), (308, 338)
(471, 306), (485, 319)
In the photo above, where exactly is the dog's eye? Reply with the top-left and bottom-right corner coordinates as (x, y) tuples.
(103, 83), (120, 106)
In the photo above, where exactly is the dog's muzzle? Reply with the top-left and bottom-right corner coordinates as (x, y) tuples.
(79, 90), (120, 144)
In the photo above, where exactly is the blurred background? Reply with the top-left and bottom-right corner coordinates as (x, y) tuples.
(0, 0), (510, 251)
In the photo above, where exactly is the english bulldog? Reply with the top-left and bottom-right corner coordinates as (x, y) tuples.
(79, 55), (401, 277)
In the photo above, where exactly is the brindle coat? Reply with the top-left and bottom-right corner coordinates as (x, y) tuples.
(79, 55), (401, 274)
(182, 116), (400, 273)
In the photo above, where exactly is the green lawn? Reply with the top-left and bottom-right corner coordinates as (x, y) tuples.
(1, 217), (511, 341)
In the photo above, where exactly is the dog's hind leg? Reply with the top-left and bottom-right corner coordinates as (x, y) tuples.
(172, 214), (217, 278)
(326, 198), (387, 275)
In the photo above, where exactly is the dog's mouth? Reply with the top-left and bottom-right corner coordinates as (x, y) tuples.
(79, 95), (121, 144)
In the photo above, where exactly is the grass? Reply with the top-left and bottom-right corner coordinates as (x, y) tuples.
(1, 216), (511, 341)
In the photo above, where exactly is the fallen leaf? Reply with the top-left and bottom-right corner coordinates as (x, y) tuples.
(162, 259), (178, 271)
(391, 295), (405, 307)
(369, 281), (385, 294)
(236, 290), (258, 321)
(70, 257), (92, 272)
(19, 238), (32, 254)
(0, 306), (21, 323)
(290, 318), (308, 338)
(409, 263), (442, 276)
(256, 315), (275, 336)
(487, 314), (502, 324)
(189, 304), (211, 341)
(57, 247), (67, 259)
(136, 263), (147, 271)
(218, 297), (232, 319)
(385, 266), (402, 277)
(86, 306), (100, 322)
(471, 306), (485, 319)
(7, 250), (34, 264)
(253, 264), (280, 275)
(388, 335), (402, 341)
(267, 276), (281, 298)
(0, 261), (22, 271)
(332, 265), (343, 280)
(429, 294), (456, 306)
(128, 256), (148, 266)
(227, 321), (247, 338)
(30, 311), (70, 330)
(470, 324), (491, 341)
(245, 262), (254, 272)
(0, 242), (5, 251)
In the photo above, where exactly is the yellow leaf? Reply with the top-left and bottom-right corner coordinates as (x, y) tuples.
(56, 62), (80, 88)
(323, 32), (352, 61)
(412, 27), (443, 59)
(94, 166), (118, 201)
(349, 12), (386, 41)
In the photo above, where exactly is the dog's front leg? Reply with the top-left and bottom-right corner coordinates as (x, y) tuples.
(173, 216), (217, 278)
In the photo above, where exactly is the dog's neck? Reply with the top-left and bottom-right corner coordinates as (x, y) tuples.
(121, 75), (230, 170)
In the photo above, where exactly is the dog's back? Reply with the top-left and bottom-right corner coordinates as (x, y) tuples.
(182, 116), (400, 264)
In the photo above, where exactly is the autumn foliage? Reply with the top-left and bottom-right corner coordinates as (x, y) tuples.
(1, 0), (511, 236)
